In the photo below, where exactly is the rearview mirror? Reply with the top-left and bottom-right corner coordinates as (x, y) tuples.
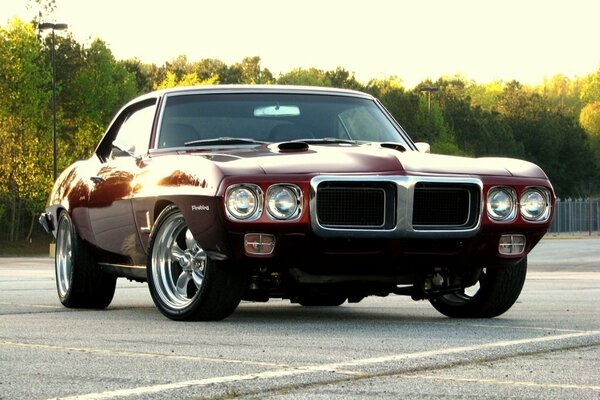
(254, 105), (300, 117)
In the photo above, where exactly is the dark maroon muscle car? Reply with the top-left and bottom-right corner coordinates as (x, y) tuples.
(40, 85), (555, 321)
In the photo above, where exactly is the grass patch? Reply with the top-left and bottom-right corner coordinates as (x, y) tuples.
(0, 237), (52, 256)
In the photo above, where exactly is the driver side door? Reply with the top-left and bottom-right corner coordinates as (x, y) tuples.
(88, 101), (157, 264)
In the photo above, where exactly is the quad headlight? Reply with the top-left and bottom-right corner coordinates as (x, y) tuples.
(225, 183), (302, 221)
(520, 188), (551, 222)
(267, 184), (301, 220)
(487, 186), (551, 223)
(225, 184), (262, 220)
(487, 187), (517, 222)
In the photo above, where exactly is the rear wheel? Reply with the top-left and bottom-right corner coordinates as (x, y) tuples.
(147, 205), (243, 321)
(55, 211), (116, 308)
(429, 257), (527, 318)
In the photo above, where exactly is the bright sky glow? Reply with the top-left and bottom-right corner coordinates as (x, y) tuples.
(2, 0), (600, 88)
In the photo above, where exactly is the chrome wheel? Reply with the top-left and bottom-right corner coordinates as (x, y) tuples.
(54, 211), (116, 309)
(151, 212), (208, 310)
(147, 205), (244, 321)
(55, 216), (73, 298)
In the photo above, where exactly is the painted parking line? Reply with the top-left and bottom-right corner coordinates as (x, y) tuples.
(52, 330), (600, 400)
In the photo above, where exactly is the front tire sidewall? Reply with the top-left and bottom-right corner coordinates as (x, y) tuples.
(429, 257), (528, 318)
(55, 211), (116, 309)
(147, 205), (242, 321)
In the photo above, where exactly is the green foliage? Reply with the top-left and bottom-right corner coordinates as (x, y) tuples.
(580, 102), (600, 137)
(277, 68), (332, 86)
(0, 19), (52, 240)
(580, 102), (600, 166)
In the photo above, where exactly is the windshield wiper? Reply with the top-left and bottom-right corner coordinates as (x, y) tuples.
(296, 138), (357, 145)
(184, 137), (266, 147)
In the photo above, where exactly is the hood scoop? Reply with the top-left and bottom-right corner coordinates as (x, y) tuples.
(277, 141), (310, 153)
(379, 142), (407, 153)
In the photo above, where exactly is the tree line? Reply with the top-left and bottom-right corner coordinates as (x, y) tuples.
(1, 18), (599, 242)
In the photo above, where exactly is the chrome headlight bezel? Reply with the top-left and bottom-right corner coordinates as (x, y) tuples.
(225, 184), (263, 221)
(266, 184), (302, 220)
(487, 186), (518, 222)
(520, 187), (551, 222)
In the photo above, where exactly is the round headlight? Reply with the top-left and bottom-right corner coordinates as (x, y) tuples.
(226, 185), (260, 220)
(487, 187), (517, 221)
(520, 189), (549, 221)
(267, 185), (300, 220)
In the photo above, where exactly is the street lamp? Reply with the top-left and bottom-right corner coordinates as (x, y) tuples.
(39, 22), (68, 182)
(420, 86), (439, 143)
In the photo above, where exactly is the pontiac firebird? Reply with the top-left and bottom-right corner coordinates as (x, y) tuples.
(40, 85), (555, 321)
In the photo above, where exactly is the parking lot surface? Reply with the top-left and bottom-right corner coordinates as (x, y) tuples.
(0, 238), (599, 399)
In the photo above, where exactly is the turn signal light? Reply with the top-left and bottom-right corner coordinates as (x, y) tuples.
(244, 233), (276, 255)
(498, 234), (526, 255)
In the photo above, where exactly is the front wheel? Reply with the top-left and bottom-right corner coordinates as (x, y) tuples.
(429, 257), (527, 318)
(147, 205), (243, 321)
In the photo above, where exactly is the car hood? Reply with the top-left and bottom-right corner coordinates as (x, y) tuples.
(186, 143), (548, 179)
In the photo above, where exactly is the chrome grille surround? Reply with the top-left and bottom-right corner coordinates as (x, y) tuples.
(310, 176), (483, 238)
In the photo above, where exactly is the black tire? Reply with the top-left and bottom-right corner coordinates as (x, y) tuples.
(297, 293), (347, 307)
(429, 257), (528, 318)
(147, 205), (243, 321)
(55, 211), (116, 309)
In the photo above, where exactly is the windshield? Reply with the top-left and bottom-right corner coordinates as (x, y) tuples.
(155, 92), (411, 149)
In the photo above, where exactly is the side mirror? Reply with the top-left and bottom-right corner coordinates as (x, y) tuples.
(414, 142), (431, 153)
(110, 142), (140, 160)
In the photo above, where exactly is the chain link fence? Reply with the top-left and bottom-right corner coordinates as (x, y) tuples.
(548, 198), (600, 236)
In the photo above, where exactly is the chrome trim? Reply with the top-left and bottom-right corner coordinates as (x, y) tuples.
(310, 175), (483, 239)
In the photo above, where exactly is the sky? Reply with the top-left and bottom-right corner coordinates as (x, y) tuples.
(2, 0), (600, 88)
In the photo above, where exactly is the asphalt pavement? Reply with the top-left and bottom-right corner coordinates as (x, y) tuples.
(0, 237), (599, 399)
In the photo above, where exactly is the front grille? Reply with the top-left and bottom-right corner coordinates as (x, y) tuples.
(312, 178), (481, 235)
(412, 183), (479, 229)
(316, 183), (395, 229)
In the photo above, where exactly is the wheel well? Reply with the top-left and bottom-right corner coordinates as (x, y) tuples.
(154, 200), (173, 221)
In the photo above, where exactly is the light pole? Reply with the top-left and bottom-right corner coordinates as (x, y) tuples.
(39, 22), (68, 182)
(420, 86), (439, 143)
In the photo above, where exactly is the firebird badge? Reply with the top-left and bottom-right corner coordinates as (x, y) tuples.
(192, 205), (210, 211)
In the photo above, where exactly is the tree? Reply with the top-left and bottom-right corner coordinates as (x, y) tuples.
(580, 68), (600, 104)
(580, 102), (600, 166)
(232, 56), (273, 84)
(277, 68), (331, 86)
(325, 67), (363, 90)
(0, 19), (51, 241)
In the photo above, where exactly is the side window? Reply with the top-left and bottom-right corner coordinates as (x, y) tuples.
(111, 104), (156, 158)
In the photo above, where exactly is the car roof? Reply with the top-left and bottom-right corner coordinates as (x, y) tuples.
(127, 85), (375, 105)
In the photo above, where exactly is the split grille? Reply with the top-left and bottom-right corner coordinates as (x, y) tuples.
(412, 183), (479, 228)
(317, 187), (386, 228)
(314, 180), (480, 231)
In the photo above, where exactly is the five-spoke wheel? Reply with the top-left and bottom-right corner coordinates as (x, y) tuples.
(147, 205), (243, 321)
(55, 211), (116, 308)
